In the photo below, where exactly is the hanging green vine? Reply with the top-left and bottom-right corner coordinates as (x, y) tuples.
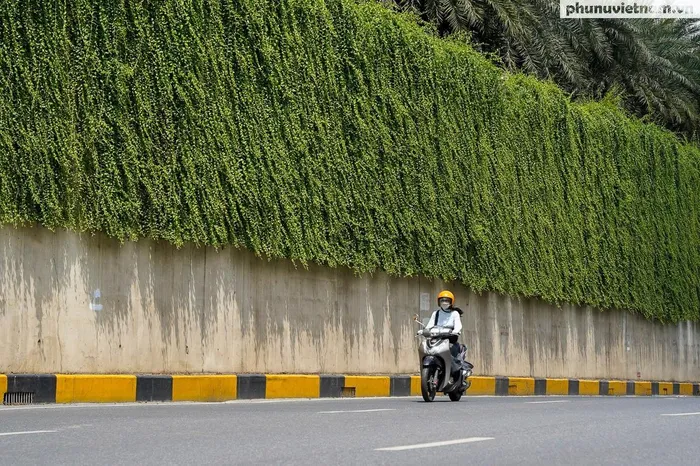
(0, 0), (698, 322)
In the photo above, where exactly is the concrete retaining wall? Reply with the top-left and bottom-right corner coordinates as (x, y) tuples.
(1, 225), (699, 380)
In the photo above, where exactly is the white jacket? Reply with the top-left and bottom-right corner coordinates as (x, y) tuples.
(425, 309), (462, 335)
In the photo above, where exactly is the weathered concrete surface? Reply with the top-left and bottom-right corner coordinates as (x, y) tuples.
(1, 225), (699, 380)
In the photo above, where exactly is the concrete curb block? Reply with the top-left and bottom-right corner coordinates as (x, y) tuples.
(2, 374), (699, 404)
(56, 375), (136, 403)
(7, 374), (57, 403)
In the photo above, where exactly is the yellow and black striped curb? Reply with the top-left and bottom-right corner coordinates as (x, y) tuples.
(1, 374), (699, 404)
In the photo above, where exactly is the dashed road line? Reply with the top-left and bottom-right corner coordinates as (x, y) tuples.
(376, 437), (495, 451)
(318, 408), (395, 414)
(0, 430), (57, 437)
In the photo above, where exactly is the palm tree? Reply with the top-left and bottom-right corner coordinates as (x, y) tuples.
(382, 0), (700, 141)
(607, 20), (700, 139)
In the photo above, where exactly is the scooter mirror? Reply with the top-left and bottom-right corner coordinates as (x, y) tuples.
(413, 314), (419, 322)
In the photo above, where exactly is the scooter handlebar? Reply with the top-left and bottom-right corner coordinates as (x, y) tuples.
(418, 327), (453, 338)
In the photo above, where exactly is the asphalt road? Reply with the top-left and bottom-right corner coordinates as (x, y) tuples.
(1, 395), (699, 465)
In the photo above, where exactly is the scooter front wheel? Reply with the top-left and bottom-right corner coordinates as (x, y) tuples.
(421, 367), (437, 402)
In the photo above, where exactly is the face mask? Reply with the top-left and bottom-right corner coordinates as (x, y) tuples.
(440, 302), (450, 311)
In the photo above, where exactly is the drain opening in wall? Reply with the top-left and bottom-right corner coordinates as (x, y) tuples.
(3, 392), (34, 405)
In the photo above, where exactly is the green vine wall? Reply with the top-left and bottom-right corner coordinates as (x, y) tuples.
(0, 0), (698, 321)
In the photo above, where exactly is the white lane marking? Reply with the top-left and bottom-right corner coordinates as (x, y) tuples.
(526, 400), (571, 404)
(661, 412), (700, 417)
(64, 424), (92, 429)
(0, 403), (199, 411)
(226, 398), (330, 404)
(376, 437), (494, 451)
(0, 398), (408, 411)
(0, 430), (57, 437)
(1, 395), (596, 411)
(318, 408), (395, 414)
(4, 394), (665, 411)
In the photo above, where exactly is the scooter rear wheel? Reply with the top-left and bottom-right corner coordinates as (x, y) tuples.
(448, 390), (463, 402)
(421, 367), (436, 402)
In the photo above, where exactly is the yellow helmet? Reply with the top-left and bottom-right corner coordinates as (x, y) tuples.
(437, 290), (454, 305)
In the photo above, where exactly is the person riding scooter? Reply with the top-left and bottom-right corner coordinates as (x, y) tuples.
(424, 290), (468, 386)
